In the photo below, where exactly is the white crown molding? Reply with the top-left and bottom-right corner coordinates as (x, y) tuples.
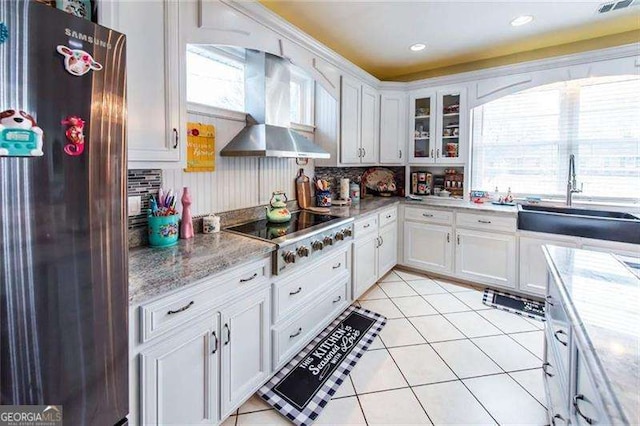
(220, 0), (381, 87)
(381, 43), (640, 91)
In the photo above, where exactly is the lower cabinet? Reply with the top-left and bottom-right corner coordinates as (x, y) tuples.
(353, 232), (379, 299)
(140, 314), (219, 425)
(519, 235), (578, 296)
(403, 221), (453, 274)
(454, 228), (516, 288)
(220, 288), (271, 417)
(378, 221), (398, 277)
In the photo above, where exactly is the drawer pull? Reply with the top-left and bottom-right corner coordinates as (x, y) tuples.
(167, 301), (194, 315)
(546, 295), (554, 306)
(554, 329), (568, 346)
(551, 414), (565, 426)
(542, 362), (554, 377)
(573, 394), (596, 425)
(289, 286), (303, 296)
(478, 219), (492, 224)
(422, 213), (434, 217)
(332, 295), (342, 304)
(363, 224), (371, 229)
(240, 272), (258, 283)
(289, 327), (303, 339)
(211, 331), (218, 354)
(332, 262), (342, 269)
(224, 324), (231, 345)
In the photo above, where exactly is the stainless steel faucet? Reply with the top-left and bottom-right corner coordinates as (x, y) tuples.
(566, 154), (583, 207)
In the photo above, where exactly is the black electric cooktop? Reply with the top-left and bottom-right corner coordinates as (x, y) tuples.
(225, 211), (343, 241)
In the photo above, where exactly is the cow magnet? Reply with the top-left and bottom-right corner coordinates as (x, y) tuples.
(57, 45), (102, 76)
(61, 116), (85, 156)
(0, 109), (44, 157)
(0, 23), (8, 45)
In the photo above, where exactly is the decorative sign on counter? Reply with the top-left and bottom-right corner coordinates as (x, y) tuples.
(185, 122), (215, 172)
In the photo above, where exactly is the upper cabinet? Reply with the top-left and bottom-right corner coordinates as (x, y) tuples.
(379, 91), (407, 165)
(340, 75), (379, 164)
(108, 0), (182, 168)
(410, 87), (467, 165)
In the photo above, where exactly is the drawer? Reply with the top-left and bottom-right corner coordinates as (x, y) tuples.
(456, 212), (516, 233)
(273, 279), (349, 369)
(404, 206), (453, 225)
(573, 349), (608, 425)
(543, 336), (569, 425)
(354, 214), (378, 238)
(378, 207), (398, 228)
(273, 248), (349, 322)
(140, 258), (270, 343)
(545, 286), (571, 382)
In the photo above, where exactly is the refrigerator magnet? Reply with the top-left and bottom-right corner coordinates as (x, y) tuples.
(0, 23), (8, 44)
(57, 45), (102, 76)
(61, 116), (85, 156)
(0, 109), (44, 157)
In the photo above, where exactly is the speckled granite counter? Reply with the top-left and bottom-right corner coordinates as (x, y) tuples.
(329, 197), (401, 218)
(544, 246), (640, 424)
(129, 233), (275, 305)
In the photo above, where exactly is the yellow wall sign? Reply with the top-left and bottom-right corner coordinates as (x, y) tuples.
(185, 123), (215, 172)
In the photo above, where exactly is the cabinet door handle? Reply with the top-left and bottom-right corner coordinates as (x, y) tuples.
(379, 236), (384, 246)
(542, 362), (554, 377)
(553, 329), (568, 346)
(573, 394), (596, 425)
(546, 295), (554, 306)
(172, 128), (179, 149)
(447, 233), (450, 243)
(332, 295), (342, 304)
(167, 300), (194, 315)
(478, 219), (492, 224)
(362, 147), (367, 158)
(224, 323), (231, 345)
(363, 224), (371, 229)
(289, 286), (303, 296)
(357, 148), (362, 157)
(430, 149), (434, 157)
(422, 213), (434, 217)
(289, 327), (302, 339)
(332, 262), (342, 269)
(211, 331), (218, 354)
(457, 235), (460, 245)
(386, 214), (392, 219)
(436, 148), (440, 158)
(399, 150), (402, 159)
(240, 272), (258, 283)
(551, 414), (565, 426)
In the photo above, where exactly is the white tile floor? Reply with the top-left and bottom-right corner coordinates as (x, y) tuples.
(225, 268), (547, 425)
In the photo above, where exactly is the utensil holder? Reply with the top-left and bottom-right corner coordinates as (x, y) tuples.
(148, 214), (179, 247)
(316, 190), (332, 207)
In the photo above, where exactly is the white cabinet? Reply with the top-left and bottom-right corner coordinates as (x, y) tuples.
(379, 91), (407, 164)
(353, 233), (379, 299)
(403, 221), (453, 274)
(220, 288), (271, 417)
(340, 75), (378, 164)
(455, 228), (516, 288)
(378, 221), (398, 278)
(519, 235), (578, 296)
(112, 0), (182, 167)
(140, 314), (219, 425)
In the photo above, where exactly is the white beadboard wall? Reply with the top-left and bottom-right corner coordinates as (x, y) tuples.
(163, 108), (315, 216)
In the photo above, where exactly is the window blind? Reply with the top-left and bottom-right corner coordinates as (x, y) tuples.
(471, 76), (640, 203)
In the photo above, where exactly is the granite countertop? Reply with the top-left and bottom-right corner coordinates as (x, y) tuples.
(328, 197), (401, 218)
(544, 246), (640, 424)
(129, 233), (275, 305)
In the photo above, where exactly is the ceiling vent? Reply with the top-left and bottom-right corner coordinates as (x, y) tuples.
(597, 0), (635, 13)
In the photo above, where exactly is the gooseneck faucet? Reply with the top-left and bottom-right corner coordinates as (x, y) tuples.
(566, 154), (583, 207)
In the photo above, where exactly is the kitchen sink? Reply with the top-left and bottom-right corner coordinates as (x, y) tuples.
(517, 204), (640, 244)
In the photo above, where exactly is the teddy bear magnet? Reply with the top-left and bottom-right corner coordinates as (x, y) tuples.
(57, 45), (102, 77)
(0, 109), (44, 157)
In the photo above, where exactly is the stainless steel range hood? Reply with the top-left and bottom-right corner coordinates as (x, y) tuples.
(220, 50), (329, 159)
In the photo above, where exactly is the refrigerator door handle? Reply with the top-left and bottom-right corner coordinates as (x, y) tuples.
(172, 128), (179, 149)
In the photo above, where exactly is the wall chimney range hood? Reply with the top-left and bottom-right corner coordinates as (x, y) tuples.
(220, 50), (329, 159)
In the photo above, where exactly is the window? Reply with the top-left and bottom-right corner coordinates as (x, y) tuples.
(186, 45), (245, 111)
(290, 66), (314, 126)
(471, 76), (640, 203)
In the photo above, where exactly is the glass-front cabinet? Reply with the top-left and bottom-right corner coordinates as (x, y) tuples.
(410, 88), (467, 165)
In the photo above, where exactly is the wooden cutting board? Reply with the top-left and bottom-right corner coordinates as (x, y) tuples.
(296, 169), (312, 209)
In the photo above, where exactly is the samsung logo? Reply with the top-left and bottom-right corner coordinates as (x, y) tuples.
(65, 28), (112, 49)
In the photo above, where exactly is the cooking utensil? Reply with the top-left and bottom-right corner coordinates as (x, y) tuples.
(295, 169), (311, 209)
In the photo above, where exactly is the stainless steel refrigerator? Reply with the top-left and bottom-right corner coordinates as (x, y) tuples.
(0, 1), (128, 425)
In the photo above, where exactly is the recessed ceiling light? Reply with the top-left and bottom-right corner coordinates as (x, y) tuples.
(510, 15), (534, 26)
(410, 43), (426, 52)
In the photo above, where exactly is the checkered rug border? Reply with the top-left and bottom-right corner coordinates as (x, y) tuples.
(258, 305), (386, 426)
(482, 288), (545, 322)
